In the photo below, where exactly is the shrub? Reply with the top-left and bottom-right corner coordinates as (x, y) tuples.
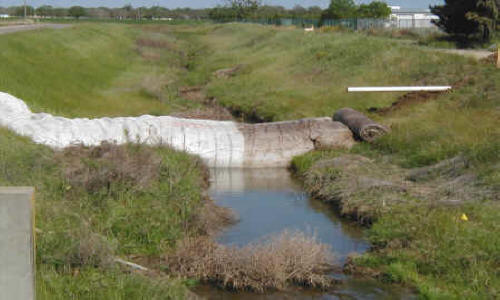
(58, 143), (161, 194)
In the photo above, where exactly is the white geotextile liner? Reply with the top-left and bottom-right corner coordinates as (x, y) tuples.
(0, 92), (245, 168)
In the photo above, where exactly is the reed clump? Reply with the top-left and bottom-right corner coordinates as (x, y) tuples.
(166, 230), (335, 292)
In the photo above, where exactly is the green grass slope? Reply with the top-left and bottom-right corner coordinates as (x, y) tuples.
(0, 22), (498, 298)
(175, 23), (498, 178)
(0, 23), (202, 117)
(178, 24), (479, 121)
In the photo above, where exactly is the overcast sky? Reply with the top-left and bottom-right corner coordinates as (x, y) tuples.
(0, 0), (444, 9)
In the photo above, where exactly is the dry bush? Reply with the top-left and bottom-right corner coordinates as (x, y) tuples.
(58, 143), (161, 194)
(190, 196), (237, 236)
(481, 52), (498, 65)
(166, 231), (335, 292)
(67, 223), (116, 268)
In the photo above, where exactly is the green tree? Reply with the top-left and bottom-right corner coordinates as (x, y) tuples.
(321, 0), (357, 20)
(226, 0), (261, 19)
(210, 0), (260, 20)
(431, 0), (498, 43)
(36, 5), (53, 17)
(14, 6), (34, 16)
(357, 1), (391, 18)
(68, 6), (86, 19)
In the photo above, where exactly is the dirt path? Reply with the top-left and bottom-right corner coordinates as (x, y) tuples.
(437, 48), (493, 60)
(0, 24), (70, 35)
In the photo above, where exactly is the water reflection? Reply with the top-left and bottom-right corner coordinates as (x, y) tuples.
(209, 168), (368, 262)
(197, 168), (415, 300)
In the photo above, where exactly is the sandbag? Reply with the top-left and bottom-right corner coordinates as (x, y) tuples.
(333, 108), (389, 142)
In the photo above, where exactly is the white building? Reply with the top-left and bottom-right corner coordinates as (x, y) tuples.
(389, 6), (439, 29)
(0, 14), (10, 18)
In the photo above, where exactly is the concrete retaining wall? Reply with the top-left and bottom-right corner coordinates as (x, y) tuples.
(0, 187), (35, 300)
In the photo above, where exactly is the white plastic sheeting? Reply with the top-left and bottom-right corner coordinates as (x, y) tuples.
(0, 92), (245, 168)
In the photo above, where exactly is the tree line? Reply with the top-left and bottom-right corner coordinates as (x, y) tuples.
(1, 0), (498, 44)
(0, 0), (391, 21)
(209, 0), (391, 21)
(0, 5), (210, 20)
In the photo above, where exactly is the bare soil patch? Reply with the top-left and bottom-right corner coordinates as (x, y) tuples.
(174, 86), (234, 120)
(370, 91), (445, 115)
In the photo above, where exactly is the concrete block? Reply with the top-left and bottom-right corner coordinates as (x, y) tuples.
(0, 187), (35, 300)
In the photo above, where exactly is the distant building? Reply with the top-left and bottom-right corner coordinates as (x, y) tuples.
(389, 7), (438, 29)
(0, 14), (10, 18)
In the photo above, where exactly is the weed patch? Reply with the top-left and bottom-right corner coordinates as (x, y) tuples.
(58, 143), (161, 195)
(165, 231), (335, 292)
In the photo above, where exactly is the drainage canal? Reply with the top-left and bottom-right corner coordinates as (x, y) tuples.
(194, 168), (415, 299)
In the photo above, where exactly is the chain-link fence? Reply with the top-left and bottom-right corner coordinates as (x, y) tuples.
(214, 17), (438, 31)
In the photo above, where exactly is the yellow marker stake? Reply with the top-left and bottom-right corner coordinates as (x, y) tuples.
(461, 213), (469, 221)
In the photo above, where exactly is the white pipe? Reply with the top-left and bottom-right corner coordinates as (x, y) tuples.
(114, 258), (149, 271)
(347, 86), (452, 92)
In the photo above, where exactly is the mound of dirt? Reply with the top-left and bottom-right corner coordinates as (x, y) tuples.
(370, 91), (445, 115)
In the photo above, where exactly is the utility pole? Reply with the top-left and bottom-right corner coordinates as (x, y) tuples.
(23, 0), (27, 19)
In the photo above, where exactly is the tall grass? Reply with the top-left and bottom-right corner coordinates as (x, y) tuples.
(358, 203), (500, 298)
(0, 127), (206, 298)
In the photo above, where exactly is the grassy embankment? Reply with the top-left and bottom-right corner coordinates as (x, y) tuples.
(162, 24), (498, 298)
(0, 23), (336, 297)
(0, 23), (207, 117)
(1, 22), (498, 298)
(0, 23), (217, 299)
(168, 24), (483, 121)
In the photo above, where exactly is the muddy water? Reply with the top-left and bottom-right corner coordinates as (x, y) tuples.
(194, 168), (414, 299)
